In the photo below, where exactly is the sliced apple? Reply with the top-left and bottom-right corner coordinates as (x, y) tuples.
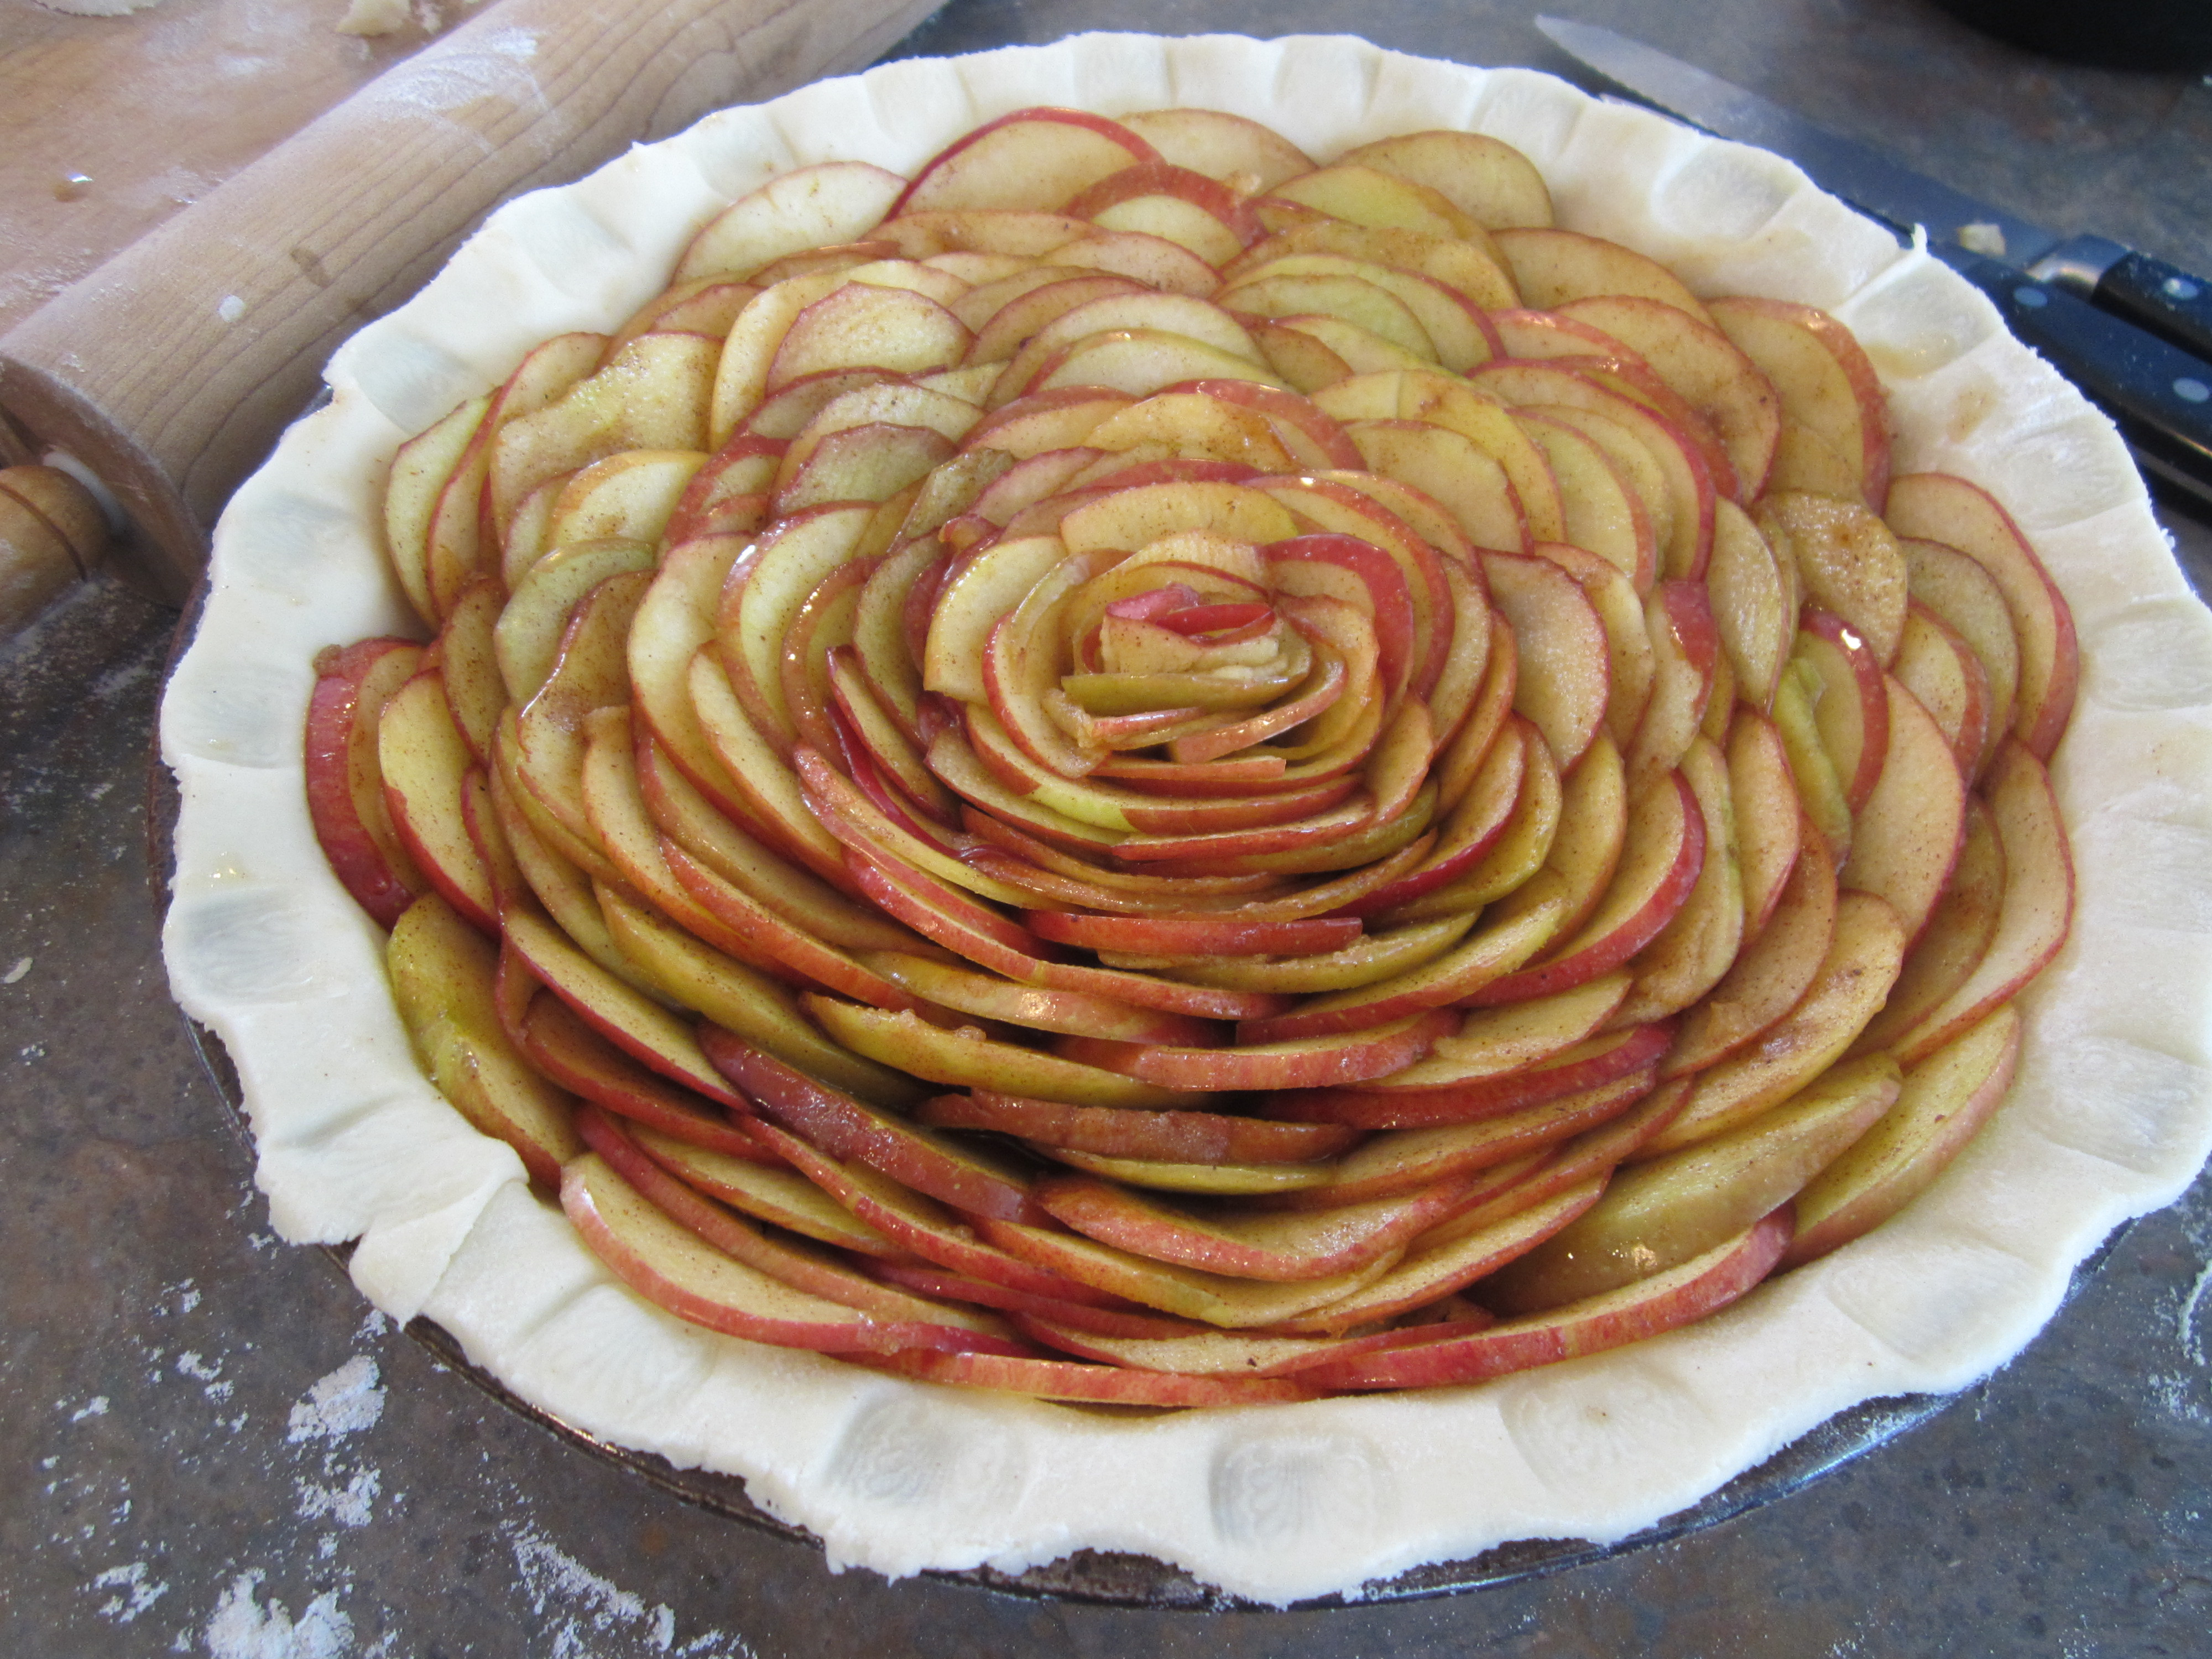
(1295, 1208), (1791, 1390)
(388, 895), (581, 1186)
(305, 638), (429, 928)
(1641, 890), (1905, 1155)
(1883, 474), (2077, 760)
(1788, 1004), (2023, 1266)
(1488, 1055), (1898, 1312)
(895, 108), (1159, 216)
(1839, 675), (1967, 945)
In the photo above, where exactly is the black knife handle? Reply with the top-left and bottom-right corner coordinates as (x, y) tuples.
(1939, 248), (2212, 514)
(2094, 250), (2212, 366)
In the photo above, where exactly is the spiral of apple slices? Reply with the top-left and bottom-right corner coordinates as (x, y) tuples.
(318, 106), (2080, 1404)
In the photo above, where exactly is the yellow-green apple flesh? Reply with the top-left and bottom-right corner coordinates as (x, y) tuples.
(1792, 609), (1892, 812)
(1032, 1169), (1483, 1281)
(562, 1151), (1020, 1357)
(515, 988), (766, 1160)
(1512, 413), (1658, 588)
(1337, 128), (1553, 228)
(1257, 1070), (1655, 1211)
(1258, 163), (1486, 242)
(490, 332), (718, 531)
(1273, 1176), (1603, 1335)
(919, 1089), (1357, 1166)
(1339, 716), (1530, 916)
(1726, 707), (1804, 935)
(509, 570), (651, 863)
(1056, 1006), (1457, 1091)
(497, 538), (656, 706)
(717, 501), (880, 745)
(1707, 295), (1890, 507)
(433, 580), (506, 763)
(1704, 500), (1792, 711)
(1759, 490), (1910, 668)
(1489, 227), (1712, 320)
(1012, 1313), (1423, 1379)
(1618, 736), (1745, 1023)
(497, 906), (750, 1113)
(1886, 740), (2073, 1067)
(1465, 769), (1704, 1006)
(593, 883), (915, 1103)
(1851, 795), (2004, 1058)
(544, 448), (703, 548)
(1893, 602), (1993, 776)
(429, 333), (608, 615)
(1117, 107), (1313, 190)
(1883, 473), (2077, 760)
(1022, 1147), (1337, 1197)
(894, 107), (1157, 216)
(972, 1212), (1407, 1328)
(856, 952), (1217, 1046)
(1313, 369), (1566, 544)
(1387, 722), (1565, 924)
(1295, 1208), (1791, 1390)
(618, 1123), (894, 1264)
(1487, 1054), (1898, 1313)
(1641, 890), (1905, 1155)
(763, 280), (972, 394)
(1232, 900), (1566, 1046)
(698, 1033), (1045, 1223)
(800, 995), (1206, 1109)
(1771, 654), (1854, 860)
(384, 391), (491, 624)
(1481, 549), (1610, 769)
(675, 161), (907, 283)
(575, 1104), (956, 1314)
(378, 669), (498, 934)
(1898, 534), (2021, 779)
(1469, 361), (1715, 579)
(1624, 581), (1720, 791)
(1784, 1004), (2022, 1266)
(1552, 294), (1782, 500)
(1067, 161), (1264, 265)
(387, 895), (582, 1187)
(1267, 1019), (1672, 1130)
(1838, 674), (1968, 944)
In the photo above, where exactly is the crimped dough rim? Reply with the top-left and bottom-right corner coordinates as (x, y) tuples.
(159, 33), (2212, 1605)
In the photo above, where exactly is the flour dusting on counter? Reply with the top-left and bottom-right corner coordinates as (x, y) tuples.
(204, 1573), (354, 1659)
(286, 1358), (384, 1443)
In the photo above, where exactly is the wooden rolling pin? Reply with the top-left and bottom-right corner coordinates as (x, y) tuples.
(0, 0), (944, 616)
(0, 464), (110, 638)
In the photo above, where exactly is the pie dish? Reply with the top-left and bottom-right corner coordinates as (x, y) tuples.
(158, 32), (2212, 1604)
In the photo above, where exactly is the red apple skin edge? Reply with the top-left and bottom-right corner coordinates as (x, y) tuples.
(1296, 1205), (1793, 1390)
(305, 638), (426, 928)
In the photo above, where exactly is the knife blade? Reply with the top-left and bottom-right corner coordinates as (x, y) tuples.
(1536, 17), (2212, 362)
(1536, 15), (2212, 511)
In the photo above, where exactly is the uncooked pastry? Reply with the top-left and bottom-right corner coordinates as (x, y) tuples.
(159, 33), (2212, 1604)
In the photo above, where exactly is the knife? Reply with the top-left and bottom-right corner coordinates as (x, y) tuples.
(1535, 15), (2212, 512)
(1536, 17), (2212, 358)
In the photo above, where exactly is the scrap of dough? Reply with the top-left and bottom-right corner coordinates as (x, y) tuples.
(34, 0), (170, 15)
(337, 0), (412, 35)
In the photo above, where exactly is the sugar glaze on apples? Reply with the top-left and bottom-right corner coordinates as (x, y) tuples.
(313, 103), (2075, 1406)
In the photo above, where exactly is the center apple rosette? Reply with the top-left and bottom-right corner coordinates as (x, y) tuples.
(310, 105), (2078, 1407)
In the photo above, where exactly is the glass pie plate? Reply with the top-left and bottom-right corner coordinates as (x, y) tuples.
(155, 32), (2212, 1607)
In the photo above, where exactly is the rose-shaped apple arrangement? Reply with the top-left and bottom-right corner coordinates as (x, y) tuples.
(308, 107), (2076, 1407)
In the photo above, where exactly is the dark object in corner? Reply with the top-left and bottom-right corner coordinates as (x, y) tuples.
(1924, 0), (2212, 71)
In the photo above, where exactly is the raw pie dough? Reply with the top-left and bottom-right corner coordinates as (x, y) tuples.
(160, 33), (2212, 1604)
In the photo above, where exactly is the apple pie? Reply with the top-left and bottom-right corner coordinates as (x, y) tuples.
(161, 34), (2212, 1604)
